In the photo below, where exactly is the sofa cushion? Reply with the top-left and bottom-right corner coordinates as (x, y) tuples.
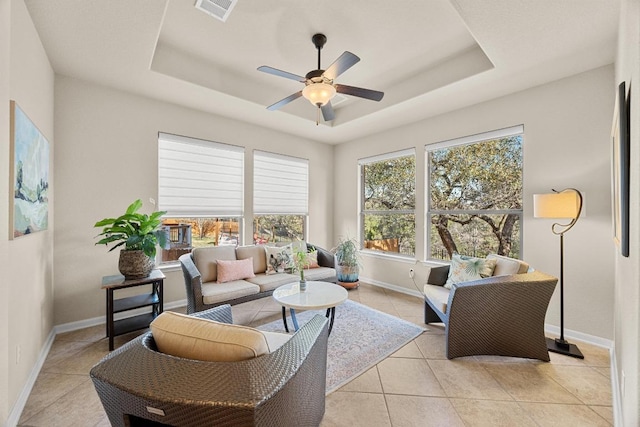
(302, 266), (335, 281)
(265, 245), (293, 274)
(217, 258), (256, 283)
(236, 245), (267, 274)
(246, 273), (298, 292)
(150, 311), (269, 362)
(201, 280), (260, 305)
(487, 254), (529, 276)
(193, 246), (237, 283)
(424, 284), (450, 314)
(444, 254), (497, 289)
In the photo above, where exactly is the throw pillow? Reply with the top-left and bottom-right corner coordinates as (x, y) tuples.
(444, 254), (497, 289)
(150, 311), (269, 362)
(305, 250), (320, 269)
(265, 245), (293, 275)
(216, 258), (256, 283)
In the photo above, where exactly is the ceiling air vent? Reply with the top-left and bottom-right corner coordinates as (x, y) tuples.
(195, 0), (237, 22)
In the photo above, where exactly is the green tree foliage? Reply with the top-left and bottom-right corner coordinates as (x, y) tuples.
(429, 136), (522, 259)
(363, 155), (416, 255)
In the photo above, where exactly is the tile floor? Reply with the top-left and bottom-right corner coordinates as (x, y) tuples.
(18, 282), (613, 426)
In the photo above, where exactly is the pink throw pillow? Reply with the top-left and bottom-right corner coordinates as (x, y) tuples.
(217, 258), (256, 283)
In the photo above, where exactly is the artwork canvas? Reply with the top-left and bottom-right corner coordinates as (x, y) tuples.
(9, 100), (49, 239)
(611, 82), (630, 257)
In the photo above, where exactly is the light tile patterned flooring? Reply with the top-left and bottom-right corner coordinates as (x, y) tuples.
(18, 283), (613, 426)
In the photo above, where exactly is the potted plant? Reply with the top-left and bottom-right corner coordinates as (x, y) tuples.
(292, 247), (312, 291)
(94, 199), (168, 279)
(332, 236), (362, 289)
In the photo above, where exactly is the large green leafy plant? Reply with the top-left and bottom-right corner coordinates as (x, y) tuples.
(333, 236), (362, 267)
(94, 199), (168, 258)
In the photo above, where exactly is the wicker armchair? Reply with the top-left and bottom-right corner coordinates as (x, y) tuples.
(91, 305), (329, 427)
(424, 269), (558, 361)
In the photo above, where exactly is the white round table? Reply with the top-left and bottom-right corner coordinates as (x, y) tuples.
(272, 281), (348, 335)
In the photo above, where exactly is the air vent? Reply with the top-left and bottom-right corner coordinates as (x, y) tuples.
(195, 0), (237, 22)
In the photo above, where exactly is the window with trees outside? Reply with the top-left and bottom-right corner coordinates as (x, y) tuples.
(360, 149), (416, 256)
(253, 151), (308, 245)
(427, 126), (523, 260)
(158, 133), (244, 264)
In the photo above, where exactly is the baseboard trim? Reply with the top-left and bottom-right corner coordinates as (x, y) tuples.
(609, 346), (622, 426)
(5, 328), (56, 427)
(8, 299), (188, 426)
(360, 276), (424, 299)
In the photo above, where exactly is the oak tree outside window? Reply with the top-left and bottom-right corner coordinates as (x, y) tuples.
(360, 149), (416, 256)
(427, 126), (523, 260)
(158, 133), (244, 264)
(253, 151), (308, 244)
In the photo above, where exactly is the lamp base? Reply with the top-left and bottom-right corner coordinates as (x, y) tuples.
(546, 337), (584, 359)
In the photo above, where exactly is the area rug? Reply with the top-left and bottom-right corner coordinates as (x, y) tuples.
(257, 299), (425, 394)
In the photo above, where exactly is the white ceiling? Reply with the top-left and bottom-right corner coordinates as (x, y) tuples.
(25, 0), (620, 144)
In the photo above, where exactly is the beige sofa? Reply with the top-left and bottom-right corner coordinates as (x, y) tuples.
(179, 243), (336, 314)
(424, 254), (558, 361)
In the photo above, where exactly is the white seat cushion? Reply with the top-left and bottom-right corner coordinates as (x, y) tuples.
(150, 311), (269, 362)
(246, 273), (298, 292)
(201, 280), (260, 305)
(262, 331), (292, 352)
(302, 267), (335, 281)
(424, 284), (451, 314)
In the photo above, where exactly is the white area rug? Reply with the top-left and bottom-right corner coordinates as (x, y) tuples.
(257, 299), (425, 394)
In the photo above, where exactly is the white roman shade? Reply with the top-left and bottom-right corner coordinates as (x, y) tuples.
(254, 151), (308, 215)
(158, 133), (244, 217)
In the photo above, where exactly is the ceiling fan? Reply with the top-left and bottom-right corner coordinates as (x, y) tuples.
(257, 33), (384, 123)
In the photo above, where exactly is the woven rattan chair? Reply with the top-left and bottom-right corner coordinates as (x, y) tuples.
(91, 305), (329, 427)
(424, 270), (558, 361)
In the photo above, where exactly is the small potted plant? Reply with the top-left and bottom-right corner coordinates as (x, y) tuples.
(94, 199), (168, 279)
(292, 247), (312, 291)
(332, 236), (362, 289)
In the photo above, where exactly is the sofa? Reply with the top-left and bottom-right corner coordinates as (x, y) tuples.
(179, 242), (336, 314)
(424, 254), (558, 361)
(91, 304), (329, 426)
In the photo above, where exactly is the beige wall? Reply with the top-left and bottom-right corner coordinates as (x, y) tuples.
(53, 75), (334, 325)
(2, 0), (55, 423)
(335, 65), (615, 341)
(615, 0), (640, 424)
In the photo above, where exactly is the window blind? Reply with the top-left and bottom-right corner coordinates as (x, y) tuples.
(158, 133), (244, 217)
(254, 151), (308, 215)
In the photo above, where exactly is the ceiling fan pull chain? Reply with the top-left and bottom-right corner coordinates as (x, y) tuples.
(316, 106), (320, 126)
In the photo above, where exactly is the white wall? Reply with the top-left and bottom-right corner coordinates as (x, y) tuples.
(334, 65), (615, 341)
(614, 0), (640, 424)
(53, 76), (334, 325)
(1, 0), (55, 424)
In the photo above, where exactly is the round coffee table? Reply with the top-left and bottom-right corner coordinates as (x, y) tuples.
(272, 281), (348, 335)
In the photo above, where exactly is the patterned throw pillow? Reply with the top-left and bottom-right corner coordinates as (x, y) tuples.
(305, 250), (319, 269)
(444, 254), (497, 289)
(265, 245), (293, 275)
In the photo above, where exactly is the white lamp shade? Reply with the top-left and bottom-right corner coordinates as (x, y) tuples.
(533, 191), (581, 219)
(302, 82), (336, 106)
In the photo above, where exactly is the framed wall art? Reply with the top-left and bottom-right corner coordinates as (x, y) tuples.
(611, 82), (630, 257)
(9, 100), (50, 239)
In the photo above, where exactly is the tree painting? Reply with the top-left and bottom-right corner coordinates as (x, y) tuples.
(10, 101), (49, 238)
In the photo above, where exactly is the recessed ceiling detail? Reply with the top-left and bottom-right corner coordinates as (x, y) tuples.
(195, 0), (237, 22)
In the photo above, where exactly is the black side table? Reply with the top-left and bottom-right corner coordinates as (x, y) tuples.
(101, 269), (165, 350)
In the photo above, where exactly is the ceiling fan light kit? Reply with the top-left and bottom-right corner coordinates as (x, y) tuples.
(258, 33), (384, 124)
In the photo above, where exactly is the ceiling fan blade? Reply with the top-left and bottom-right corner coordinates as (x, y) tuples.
(323, 51), (360, 80)
(266, 91), (303, 111)
(257, 66), (306, 83)
(321, 102), (335, 121)
(335, 84), (384, 102)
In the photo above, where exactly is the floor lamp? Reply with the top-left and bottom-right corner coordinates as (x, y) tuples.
(533, 188), (584, 359)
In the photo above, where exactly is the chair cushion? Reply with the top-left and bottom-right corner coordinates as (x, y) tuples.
(262, 331), (292, 352)
(201, 280), (260, 305)
(487, 254), (529, 276)
(236, 245), (267, 274)
(424, 284), (450, 314)
(193, 246), (237, 283)
(217, 258), (256, 283)
(444, 254), (497, 289)
(150, 311), (269, 362)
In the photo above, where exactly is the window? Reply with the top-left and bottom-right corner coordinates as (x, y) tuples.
(360, 149), (416, 256)
(253, 151), (308, 244)
(158, 133), (244, 263)
(426, 126), (523, 260)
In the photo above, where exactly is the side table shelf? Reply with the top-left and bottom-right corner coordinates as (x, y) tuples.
(102, 269), (165, 351)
